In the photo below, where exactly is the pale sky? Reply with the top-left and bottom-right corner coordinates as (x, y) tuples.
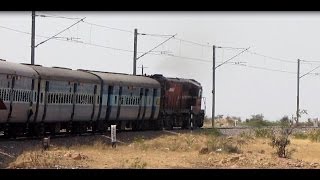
(1, 11), (320, 121)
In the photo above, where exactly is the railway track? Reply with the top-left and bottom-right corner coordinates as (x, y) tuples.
(0, 126), (319, 141)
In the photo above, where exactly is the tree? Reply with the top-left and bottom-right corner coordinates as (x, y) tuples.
(296, 109), (308, 125)
(270, 115), (297, 158)
(250, 114), (264, 121)
(279, 116), (290, 127)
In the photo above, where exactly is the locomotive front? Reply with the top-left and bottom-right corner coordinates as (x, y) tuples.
(151, 74), (204, 129)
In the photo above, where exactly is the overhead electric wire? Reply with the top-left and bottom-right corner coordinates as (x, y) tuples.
(0, 25), (33, 35)
(299, 59), (320, 64)
(300, 64), (320, 79)
(232, 63), (296, 74)
(173, 37), (247, 50)
(246, 50), (296, 64)
(82, 21), (133, 34)
(174, 37), (212, 47)
(2, 22), (318, 77)
(0, 25), (69, 39)
(35, 14), (82, 20)
(35, 12), (133, 34)
(1, 24), (293, 73)
(35, 17), (86, 47)
(136, 34), (177, 61)
(139, 33), (175, 37)
(215, 47), (250, 69)
(0, 24), (147, 54)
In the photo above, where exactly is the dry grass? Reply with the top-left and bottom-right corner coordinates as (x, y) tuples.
(7, 131), (320, 169)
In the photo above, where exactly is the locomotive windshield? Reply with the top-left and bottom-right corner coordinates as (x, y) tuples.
(198, 89), (202, 98)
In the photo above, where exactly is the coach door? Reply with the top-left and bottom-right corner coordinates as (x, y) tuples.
(0, 74), (12, 124)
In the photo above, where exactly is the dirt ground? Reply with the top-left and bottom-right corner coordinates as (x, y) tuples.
(1, 129), (320, 169)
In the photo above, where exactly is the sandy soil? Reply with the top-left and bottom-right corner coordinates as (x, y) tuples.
(1, 128), (320, 169)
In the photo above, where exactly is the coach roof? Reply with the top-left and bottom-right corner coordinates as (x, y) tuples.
(25, 65), (100, 83)
(0, 60), (38, 78)
(89, 71), (160, 88)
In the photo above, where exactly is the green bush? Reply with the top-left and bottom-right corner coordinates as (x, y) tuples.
(308, 130), (320, 142)
(270, 133), (291, 158)
(239, 131), (254, 140)
(254, 128), (273, 138)
(201, 128), (222, 137)
(292, 132), (308, 139)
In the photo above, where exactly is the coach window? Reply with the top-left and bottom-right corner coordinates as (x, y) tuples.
(76, 94), (78, 104)
(22, 91), (27, 102)
(61, 94), (64, 104)
(71, 94), (74, 103)
(48, 94), (51, 104)
(53, 93), (58, 104)
(22, 91), (25, 102)
(114, 96), (117, 105)
(53, 94), (56, 104)
(40, 93), (43, 103)
(16, 90), (21, 101)
(18, 91), (21, 102)
(15, 90), (18, 102)
(52, 94), (54, 104)
(13, 90), (16, 102)
(6, 89), (9, 101)
(58, 93), (61, 104)
(66, 94), (69, 104)
(79, 95), (82, 104)
(5, 89), (8, 101)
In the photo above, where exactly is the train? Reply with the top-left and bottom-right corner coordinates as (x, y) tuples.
(0, 59), (204, 138)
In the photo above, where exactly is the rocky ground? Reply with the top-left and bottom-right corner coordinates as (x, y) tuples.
(1, 127), (320, 169)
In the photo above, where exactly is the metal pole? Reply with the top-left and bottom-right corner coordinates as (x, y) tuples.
(212, 45), (216, 128)
(31, 11), (35, 65)
(296, 59), (300, 124)
(142, 64), (144, 75)
(133, 29), (137, 75)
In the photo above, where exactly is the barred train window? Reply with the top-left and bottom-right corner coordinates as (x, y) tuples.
(76, 94), (79, 104)
(114, 96), (117, 105)
(48, 94), (51, 103)
(6, 89), (9, 101)
(34, 92), (36, 102)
